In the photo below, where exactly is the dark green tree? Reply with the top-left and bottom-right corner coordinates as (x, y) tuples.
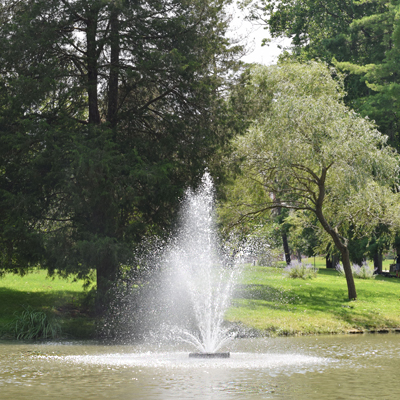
(245, 0), (400, 267)
(246, 0), (400, 148)
(0, 0), (241, 313)
(347, 224), (393, 272)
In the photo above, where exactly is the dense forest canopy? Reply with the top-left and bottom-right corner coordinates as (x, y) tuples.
(247, 0), (400, 148)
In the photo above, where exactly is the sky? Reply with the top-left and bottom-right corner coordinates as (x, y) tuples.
(227, 4), (292, 65)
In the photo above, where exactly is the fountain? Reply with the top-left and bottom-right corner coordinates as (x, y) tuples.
(159, 172), (241, 357)
(5, 178), (396, 399)
(100, 171), (241, 354)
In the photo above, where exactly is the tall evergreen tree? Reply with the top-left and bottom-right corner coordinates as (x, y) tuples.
(0, 0), (241, 312)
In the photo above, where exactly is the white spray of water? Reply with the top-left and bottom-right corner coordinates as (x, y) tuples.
(164, 172), (241, 353)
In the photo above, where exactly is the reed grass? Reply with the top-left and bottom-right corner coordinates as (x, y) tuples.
(7, 305), (61, 340)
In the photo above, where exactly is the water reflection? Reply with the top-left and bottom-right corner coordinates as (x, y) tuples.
(1, 334), (400, 399)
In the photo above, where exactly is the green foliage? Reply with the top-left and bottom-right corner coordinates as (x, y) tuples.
(230, 61), (400, 242)
(284, 261), (318, 280)
(284, 210), (321, 258)
(6, 305), (61, 340)
(225, 61), (400, 300)
(247, 0), (400, 148)
(0, 0), (242, 310)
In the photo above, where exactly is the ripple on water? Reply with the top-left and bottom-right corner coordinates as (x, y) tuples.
(40, 351), (332, 374)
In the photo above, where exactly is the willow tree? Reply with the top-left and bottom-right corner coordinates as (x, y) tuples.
(230, 62), (399, 300)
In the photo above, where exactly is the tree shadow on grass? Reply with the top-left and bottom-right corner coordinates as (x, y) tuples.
(0, 287), (86, 314)
(233, 282), (400, 330)
(318, 268), (400, 283)
(316, 269), (340, 277)
(234, 283), (346, 311)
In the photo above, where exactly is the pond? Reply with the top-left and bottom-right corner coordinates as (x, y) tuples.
(1, 333), (399, 399)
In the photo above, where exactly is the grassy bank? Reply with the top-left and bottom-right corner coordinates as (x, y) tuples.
(1, 257), (399, 339)
(0, 270), (96, 339)
(227, 259), (400, 336)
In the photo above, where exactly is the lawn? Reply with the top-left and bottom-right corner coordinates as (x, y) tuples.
(226, 258), (400, 336)
(0, 269), (95, 339)
(1, 257), (399, 339)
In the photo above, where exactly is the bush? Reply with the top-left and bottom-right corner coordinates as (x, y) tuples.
(284, 261), (318, 279)
(6, 306), (62, 340)
(352, 262), (375, 279)
(335, 261), (375, 279)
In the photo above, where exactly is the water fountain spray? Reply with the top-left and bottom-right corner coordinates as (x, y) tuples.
(163, 172), (241, 357)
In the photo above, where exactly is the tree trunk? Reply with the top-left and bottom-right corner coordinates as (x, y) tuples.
(326, 254), (339, 268)
(272, 197), (291, 265)
(95, 249), (118, 316)
(339, 246), (357, 300)
(282, 231), (291, 265)
(86, 11), (101, 125)
(326, 255), (333, 268)
(315, 167), (357, 300)
(373, 252), (382, 273)
(322, 234), (356, 300)
(320, 222), (356, 299)
(107, 8), (119, 127)
(86, 6), (114, 316)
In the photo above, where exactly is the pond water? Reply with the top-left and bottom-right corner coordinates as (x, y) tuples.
(1, 333), (399, 399)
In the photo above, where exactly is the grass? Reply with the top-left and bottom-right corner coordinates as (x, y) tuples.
(226, 257), (400, 336)
(0, 269), (96, 339)
(1, 256), (399, 340)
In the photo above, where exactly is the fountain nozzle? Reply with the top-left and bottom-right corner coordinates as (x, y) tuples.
(189, 352), (230, 359)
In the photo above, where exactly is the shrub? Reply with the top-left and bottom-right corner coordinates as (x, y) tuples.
(7, 306), (62, 340)
(352, 261), (375, 279)
(284, 261), (318, 279)
(335, 261), (375, 279)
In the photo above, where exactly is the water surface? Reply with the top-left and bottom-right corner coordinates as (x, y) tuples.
(1, 334), (399, 399)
